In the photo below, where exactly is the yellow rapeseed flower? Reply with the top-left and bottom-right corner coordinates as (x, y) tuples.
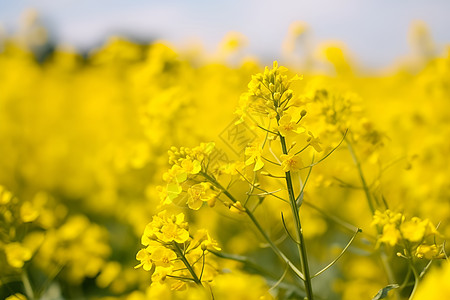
(196, 229), (221, 252)
(280, 153), (303, 172)
(4, 242), (32, 268)
(415, 244), (440, 259)
(371, 209), (403, 227)
(187, 182), (216, 210)
(151, 246), (177, 268)
(135, 248), (154, 271)
(20, 201), (40, 222)
(0, 186), (14, 204)
(245, 143), (264, 171)
(229, 201), (246, 214)
(152, 265), (173, 284)
(379, 223), (400, 247)
(5, 294), (27, 300)
(181, 158), (201, 175)
(157, 223), (189, 244)
(400, 217), (427, 242)
(306, 131), (323, 152)
(277, 114), (304, 137)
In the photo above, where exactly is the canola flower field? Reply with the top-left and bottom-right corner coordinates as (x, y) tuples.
(1, 18), (450, 300)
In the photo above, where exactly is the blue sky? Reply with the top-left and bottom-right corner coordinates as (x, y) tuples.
(1, 0), (450, 67)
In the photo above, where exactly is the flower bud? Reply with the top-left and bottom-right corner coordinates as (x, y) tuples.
(285, 90), (293, 98)
(273, 92), (281, 101)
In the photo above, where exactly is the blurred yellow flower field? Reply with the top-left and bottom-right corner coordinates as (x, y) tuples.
(0, 14), (449, 300)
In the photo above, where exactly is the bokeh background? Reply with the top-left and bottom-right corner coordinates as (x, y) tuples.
(2, 0), (450, 68)
(1, 1), (450, 300)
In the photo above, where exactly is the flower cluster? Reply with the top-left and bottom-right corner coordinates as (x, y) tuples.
(237, 61), (303, 121)
(372, 209), (444, 259)
(239, 62), (324, 174)
(0, 186), (111, 287)
(135, 211), (220, 290)
(158, 143), (219, 210)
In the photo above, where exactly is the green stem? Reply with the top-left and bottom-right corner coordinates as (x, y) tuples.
(346, 137), (401, 297)
(21, 270), (34, 300)
(345, 135), (402, 293)
(173, 242), (203, 287)
(403, 241), (420, 300)
(407, 257), (420, 299)
(399, 267), (412, 290)
(345, 137), (375, 214)
(280, 135), (314, 300)
(379, 247), (399, 299)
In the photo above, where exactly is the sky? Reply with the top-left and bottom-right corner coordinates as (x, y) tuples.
(1, 0), (450, 68)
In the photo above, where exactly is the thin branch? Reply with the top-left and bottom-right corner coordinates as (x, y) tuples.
(399, 267), (412, 290)
(268, 141), (282, 164)
(332, 176), (361, 189)
(244, 172), (257, 206)
(300, 129), (348, 170)
(257, 124), (278, 135)
(262, 156), (282, 166)
(199, 250), (206, 281)
(261, 172), (285, 179)
(21, 270), (34, 300)
(234, 168), (253, 186)
(166, 275), (197, 282)
(248, 188), (283, 197)
(261, 118), (272, 149)
(296, 155), (315, 208)
(312, 228), (362, 278)
(345, 133), (375, 214)
(269, 264), (290, 292)
(419, 259), (434, 279)
(294, 144), (309, 156)
(443, 241), (449, 261)
(281, 212), (300, 244)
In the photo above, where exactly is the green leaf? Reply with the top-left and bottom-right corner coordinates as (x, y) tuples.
(372, 284), (399, 300)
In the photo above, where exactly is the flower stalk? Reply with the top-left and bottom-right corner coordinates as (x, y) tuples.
(173, 242), (203, 287)
(279, 133), (314, 300)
